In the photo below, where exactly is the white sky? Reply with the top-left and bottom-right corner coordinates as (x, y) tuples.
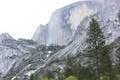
(0, 0), (83, 39)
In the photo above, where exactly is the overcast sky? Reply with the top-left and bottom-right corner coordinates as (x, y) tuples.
(0, 0), (85, 39)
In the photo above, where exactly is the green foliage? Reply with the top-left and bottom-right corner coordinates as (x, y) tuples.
(42, 76), (49, 80)
(101, 76), (110, 80)
(63, 56), (80, 77)
(100, 45), (113, 80)
(64, 76), (77, 80)
(44, 72), (54, 79)
(42, 76), (53, 80)
(63, 56), (96, 80)
(30, 74), (36, 80)
(85, 18), (113, 80)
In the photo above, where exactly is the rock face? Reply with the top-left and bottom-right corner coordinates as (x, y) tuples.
(32, 25), (48, 45)
(32, 0), (120, 46)
(1, 0), (120, 80)
(0, 33), (16, 75)
(0, 33), (13, 43)
(32, 1), (101, 45)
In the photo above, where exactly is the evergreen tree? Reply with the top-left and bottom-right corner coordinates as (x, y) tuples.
(86, 18), (113, 80)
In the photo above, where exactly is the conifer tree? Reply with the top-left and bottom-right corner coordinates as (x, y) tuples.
(86, 18), (113, 80)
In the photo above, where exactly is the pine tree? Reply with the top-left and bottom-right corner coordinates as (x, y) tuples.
(86, 18), (113, 80)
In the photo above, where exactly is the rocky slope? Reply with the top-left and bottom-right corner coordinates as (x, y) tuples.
(0, 34), (38, 79)
(0, 36), (64, 80)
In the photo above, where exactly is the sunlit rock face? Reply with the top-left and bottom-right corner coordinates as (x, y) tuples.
(32, 24), (48, 45)
(33, 0), (120, 46)
(32, 1), (101, 46)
